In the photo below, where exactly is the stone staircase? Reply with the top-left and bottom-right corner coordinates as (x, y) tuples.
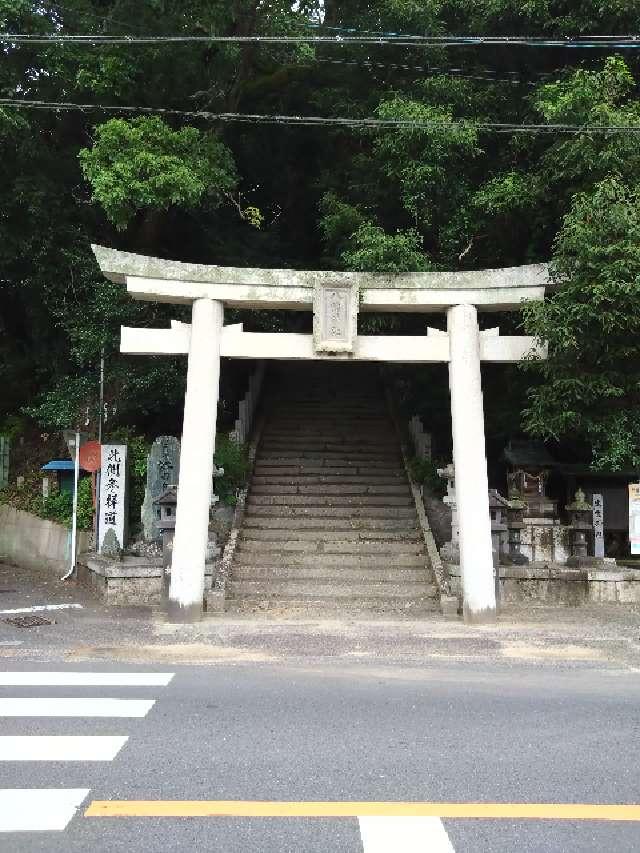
(226, 363), (439, 615)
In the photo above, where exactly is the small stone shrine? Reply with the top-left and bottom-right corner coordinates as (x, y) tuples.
(141, 436), (180, 541)
(504, 439), (558, 518)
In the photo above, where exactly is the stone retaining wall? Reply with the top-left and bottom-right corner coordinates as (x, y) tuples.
(446, 563), (640, 606)
(77, 553), (215, 606)
(0, 504), (90, 575)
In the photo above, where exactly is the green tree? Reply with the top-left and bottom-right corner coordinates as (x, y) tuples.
(523, 177), (640, 469)
(79, 117), (237, 231)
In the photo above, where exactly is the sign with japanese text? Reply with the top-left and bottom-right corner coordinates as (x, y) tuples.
(99, 444), (127, 553)
(629, 484), (640, 557)
(592, 493), (604, 559)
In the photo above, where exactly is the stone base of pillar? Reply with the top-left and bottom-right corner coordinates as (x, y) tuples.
(440, 594), (460, 619)
(167, 599), (203, 623)
(463, 603), (497, 625)
(206, 588), (225, 614)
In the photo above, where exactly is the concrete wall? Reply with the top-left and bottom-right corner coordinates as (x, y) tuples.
(0, 504), (90, 575)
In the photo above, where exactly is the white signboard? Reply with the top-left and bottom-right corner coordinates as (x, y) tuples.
(99, 444), (127, 553)
(592, 493), (605, 559)
(629, 484), (640, 557)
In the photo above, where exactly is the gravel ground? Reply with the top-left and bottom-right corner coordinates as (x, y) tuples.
(2, 561), (640, 670)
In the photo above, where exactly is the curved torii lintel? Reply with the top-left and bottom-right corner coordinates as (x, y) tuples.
(92, 244), (548, 312)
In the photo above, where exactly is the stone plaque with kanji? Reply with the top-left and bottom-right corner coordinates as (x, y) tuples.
(313, 281), (359, 354)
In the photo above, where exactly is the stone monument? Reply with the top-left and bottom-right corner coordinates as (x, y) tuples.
(141, 436), (180, 541)
(98, 444), (128, 554)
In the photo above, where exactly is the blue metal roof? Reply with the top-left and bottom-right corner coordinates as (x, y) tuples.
(41, 460), (75, 471)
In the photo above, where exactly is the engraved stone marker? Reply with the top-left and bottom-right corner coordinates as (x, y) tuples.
(141, 436), (180, 541)
(99, 444), (128, 554)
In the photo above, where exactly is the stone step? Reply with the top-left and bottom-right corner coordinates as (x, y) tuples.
(257, 450), (400, 461)
(250, 484), (410, 496)
(242, 517), (418, 531)
(261, 438), (394, 447)
(255, 457), (402, 469)
(240, 528), (421, 541)
(227, 579), (435, 598)
(264, 424), (392, 433)
(233, 552), (426, 568)
(267, 401), (381, 408)
(252, 475), (407, 486)
(264, 419), (387, 426)
(265, 414), (391, 430)
(245, 506), (417, 519)
(252, 466), (406, 477)
(224, 595), (439, 615)
(246, 495), (413, 508)
(260, 440), (397, 452)
(237, 539), (423, 554)
(231, 566), (429, 582)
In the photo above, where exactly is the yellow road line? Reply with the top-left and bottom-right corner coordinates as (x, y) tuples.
(84, 801), (640, 821)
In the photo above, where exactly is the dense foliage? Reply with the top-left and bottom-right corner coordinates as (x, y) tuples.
(1, 1), (639, 468)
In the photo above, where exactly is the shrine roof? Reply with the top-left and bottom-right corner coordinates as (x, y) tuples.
(503, 440), (557, 468)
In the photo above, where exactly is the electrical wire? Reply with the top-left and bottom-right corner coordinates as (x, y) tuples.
(315, 58), (554, 85)
(1, 98), (639, 134)
(2, 33), (640, 47)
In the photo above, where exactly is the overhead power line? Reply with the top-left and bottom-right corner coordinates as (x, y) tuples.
(2, 32), (640, 47)
(1, 98), (639, 134)
(316, 58), (553, 85)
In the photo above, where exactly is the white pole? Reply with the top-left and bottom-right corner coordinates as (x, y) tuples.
(447, 304), (496, 623)
(168, 298), (223, 622)
(61, 429), (80, 581)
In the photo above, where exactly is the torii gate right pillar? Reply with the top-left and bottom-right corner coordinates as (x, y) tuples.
(447, 303), (496, 623)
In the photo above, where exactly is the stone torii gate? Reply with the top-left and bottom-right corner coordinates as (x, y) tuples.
(93, 245), (548, 624)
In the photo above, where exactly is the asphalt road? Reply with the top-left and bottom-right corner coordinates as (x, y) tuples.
(1, 657), (640, 852)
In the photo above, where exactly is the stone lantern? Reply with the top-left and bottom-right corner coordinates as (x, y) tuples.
(506, 493), (529, 565)
(437, 462), (459, 562)
(566, 488), (592, 563)
(489, 489), (509, 564)
(154, 486), (177, 599)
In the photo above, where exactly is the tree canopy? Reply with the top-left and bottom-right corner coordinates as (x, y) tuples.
(1, 1), (639, 468)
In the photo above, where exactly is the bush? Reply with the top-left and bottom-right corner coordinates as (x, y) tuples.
(408, 456), (446, 498)
(6, 474), (96, 530)
(214, 437), (249, 506)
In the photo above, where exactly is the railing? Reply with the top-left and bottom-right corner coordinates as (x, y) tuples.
(0, 436), (9, 489)
(229, 362), (266, 445)
(408, 415), (431, 460)
(382, 373), (455, 610)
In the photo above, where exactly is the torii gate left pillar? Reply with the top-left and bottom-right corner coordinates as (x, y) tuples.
(168, 298), (223, 621)
(91, 244), (548, 623)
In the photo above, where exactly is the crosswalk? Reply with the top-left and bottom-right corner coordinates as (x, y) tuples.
(0, 669), (174, 833)
(0, 669), (459, 850)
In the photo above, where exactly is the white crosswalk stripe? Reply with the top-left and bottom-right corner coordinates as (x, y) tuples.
(0, 789), (91, 832)
(0, 736), (128, 761)
(359, 815), (456, 853)
(0, 671), (174, 687)
(0, 669), (174, 833)
(0, 698), (155, 716)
